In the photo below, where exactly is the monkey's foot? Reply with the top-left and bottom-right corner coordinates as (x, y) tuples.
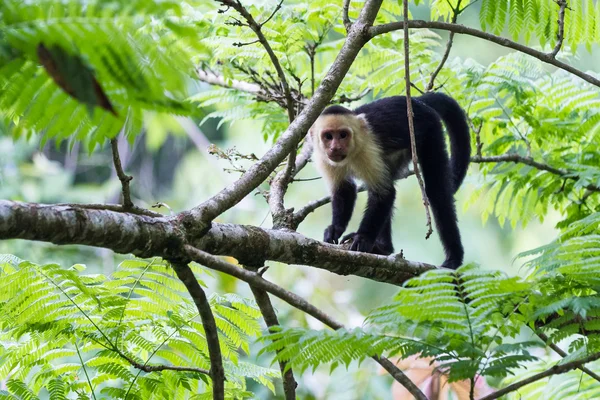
(324, 224), (345, 244)
(340, 232), (378, 253)
(371, 242), (394, 256)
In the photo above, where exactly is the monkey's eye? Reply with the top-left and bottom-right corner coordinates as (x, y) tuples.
(340, 131), (348, 139)
(324, 133), (333, 140)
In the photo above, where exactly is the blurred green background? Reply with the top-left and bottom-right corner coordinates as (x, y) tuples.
(2, 1), (599, 398)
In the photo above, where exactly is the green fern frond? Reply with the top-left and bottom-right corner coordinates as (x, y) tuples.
(0, 256), (273, 399)
(0, 0), (205, 147)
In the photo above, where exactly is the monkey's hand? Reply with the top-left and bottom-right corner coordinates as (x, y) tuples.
(324, 224), (345, 244)
(341, 232), (375, 253)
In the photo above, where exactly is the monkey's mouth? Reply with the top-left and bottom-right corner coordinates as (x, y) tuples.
(328, 154), (346, 162)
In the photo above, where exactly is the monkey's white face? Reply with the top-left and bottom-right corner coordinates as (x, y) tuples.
(310, 114), (360, 166)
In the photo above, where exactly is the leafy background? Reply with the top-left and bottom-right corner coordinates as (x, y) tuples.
(1, 0), (600, 398)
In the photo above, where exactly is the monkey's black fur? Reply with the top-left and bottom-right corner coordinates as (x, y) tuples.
(324, 92), (470, 270)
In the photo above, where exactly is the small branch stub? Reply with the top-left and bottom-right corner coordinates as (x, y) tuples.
(110, 138), (134, 210)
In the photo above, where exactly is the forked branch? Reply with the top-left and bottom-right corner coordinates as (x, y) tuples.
(217, 0), (295, 122)
(184, 246), (427, 400)
(426, 0), (461, 91)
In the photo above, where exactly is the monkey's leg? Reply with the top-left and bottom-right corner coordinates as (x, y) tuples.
(372, 215), (394, 255)
(348, 186), (396, 253)
(416, 118), (464, 269)
(324, 179), (357, 244)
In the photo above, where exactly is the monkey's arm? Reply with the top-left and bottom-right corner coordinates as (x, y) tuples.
(323, 179), (357, 244)
(350, 186), (396, 252)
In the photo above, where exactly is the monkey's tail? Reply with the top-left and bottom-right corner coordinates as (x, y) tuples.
(417, 92), (471, 193)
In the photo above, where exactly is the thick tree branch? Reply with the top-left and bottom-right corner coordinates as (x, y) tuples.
(110, 137), (134, 210)
(193, 223), (434, 284)
(0, 201), (181, 257)
(479, 351), (600, 400)
(187, 0), (384, 230)
(246, 265), (297, 400)
(0, 201), (434, 285)
(369, 20), (600, 88)
(184, 246), (427, 400)
(536, 332), (600, 383)
(402, 0), (433, 239)
(172, 262), (225, 399)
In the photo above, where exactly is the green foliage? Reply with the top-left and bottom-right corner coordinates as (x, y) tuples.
(2, 0), (600, 398)
(499, 355), (600, 399)
(262, 265), (540, 382)
(478, 0), (600, 50)
(0, 0), (209, 150)
(0, 257), (277, 399)
(520, 213), (600, 351)
(460, 53), (600, 229)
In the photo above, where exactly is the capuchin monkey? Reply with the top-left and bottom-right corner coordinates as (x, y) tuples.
(309, 92), (471, 270)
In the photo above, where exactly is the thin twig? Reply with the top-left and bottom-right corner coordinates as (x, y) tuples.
(184, 246), (427, 400)
(259, 0), (284, 28)
(549, 0), (568, 58)
(425, 0), (461, 91)
(292, 184), (368, 227)
(171, 262), (225, 400)
(245, 265), (297, 400)
(110, 137), (134, 209)
(472, 155), (561, 176)
(472, 155), (600, 193)
(306, 43), (316, 96)
(536, 332), (600, 383)
(75, 341), (98, 400)
(233, 39), (260, 47)
(467, 119), (483, 157)
(197, 69), (267, 99)
(479, 351), (600, 400)
(458, 0), (482, 14)
(403, 0), (433, 239)
(369, 20), (600, 88)
(334, 88), (372, 104)
(292, 177), (321, 182)
(218, 0), (295, 122)
(410, 81), (425, 94)
(492, 95), (531, 155)
(121, 353), (210, 375)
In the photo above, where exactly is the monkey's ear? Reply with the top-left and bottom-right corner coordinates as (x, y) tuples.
(356, 113), (370, 133)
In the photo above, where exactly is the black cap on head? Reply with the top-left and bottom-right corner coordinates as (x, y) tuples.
(321, 105), (353, 115)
